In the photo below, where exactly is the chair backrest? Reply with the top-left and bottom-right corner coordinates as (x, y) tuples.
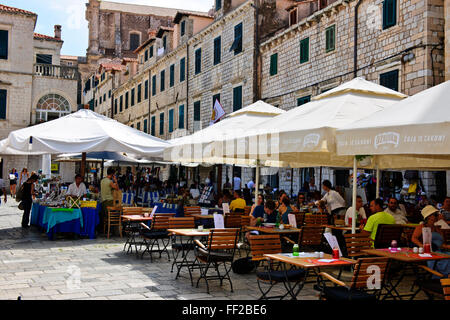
(441, 228), (450, 245)
(244, 206), (251, 215)
(350, 257), (390, 291)
(169, 217), (195, 229)
(232, 208), (245, 214)
(122, 206), (143, 216)
(225, 214), (242, 228)
(298, 226), (324, 247)
(184, 206), (201, 217)
(304, 214), (328, 226)
(248, 234), (281, 261)
(106, 207), (122, 224)
(344, 233), (373, 258)
(441, 278), (450, 301)
(240, 215), (251, 227)
(374, 224), (405, 248)
(151, 214), (175, 230)
(207, 228), (239, 252)
(294, 213), (305, 227)
(334, 218), (345, 226)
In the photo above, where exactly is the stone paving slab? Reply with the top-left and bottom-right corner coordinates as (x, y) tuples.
(0, 197), (432, 300)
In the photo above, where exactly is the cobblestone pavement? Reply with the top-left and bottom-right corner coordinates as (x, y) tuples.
(0, 197), (430, 300)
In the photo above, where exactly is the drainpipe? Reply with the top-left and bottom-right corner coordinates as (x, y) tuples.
(148, 68), (151, 134)
(186, 43), (190, 132)
(354, 0), (363, 78)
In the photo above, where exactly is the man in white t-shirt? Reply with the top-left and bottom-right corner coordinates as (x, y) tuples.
(233, 174), (241, 191)
(67, 174), (87, 198)
(344, 195), (367, 225)
(385, 197), (408, 224)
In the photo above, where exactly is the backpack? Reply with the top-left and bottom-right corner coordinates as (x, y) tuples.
(231, 257), (256, 274)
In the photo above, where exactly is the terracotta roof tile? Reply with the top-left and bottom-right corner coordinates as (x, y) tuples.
(0, 4), (36, 17)
(34, 33), (63, 42)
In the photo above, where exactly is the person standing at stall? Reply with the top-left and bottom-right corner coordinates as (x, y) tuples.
(0, 176), (7, 205)
(20, 174), (39, 228)
(99, 168), (119, 233)
(315, 180), (346, 223)
(18, 168), (29, 187)
(9, 168), (18, 198)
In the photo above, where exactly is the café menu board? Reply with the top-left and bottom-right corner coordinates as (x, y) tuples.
(199, 186), (214, 205)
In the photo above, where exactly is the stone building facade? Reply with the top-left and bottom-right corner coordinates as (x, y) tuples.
(0, 4), (78, 182)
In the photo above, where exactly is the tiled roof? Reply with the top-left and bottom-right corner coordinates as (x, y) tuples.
(0, 4), (36, 17)
(99, 62), (126, 72)
(133, 36), (157, 54)
(34, 33), (63, 42)
(156, 26), (174, 38)
(121, 57), (138, 65)
(173, 10), (213, 24)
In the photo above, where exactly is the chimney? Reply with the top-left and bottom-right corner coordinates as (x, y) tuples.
(148, 30), (157, 38)
(54, 25), (62, 39)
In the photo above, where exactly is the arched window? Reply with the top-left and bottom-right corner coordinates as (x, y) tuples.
(130, 33), (140, 51)
(36, 93), (71, 123)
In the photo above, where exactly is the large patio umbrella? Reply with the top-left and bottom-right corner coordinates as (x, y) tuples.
(0, 109), (169, 156)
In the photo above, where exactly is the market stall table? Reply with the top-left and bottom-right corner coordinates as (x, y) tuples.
(362, 248), (450, 300)
(263, 253), (356, 299)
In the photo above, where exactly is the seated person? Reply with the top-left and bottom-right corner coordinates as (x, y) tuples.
(385, 197), (408, 224)
(189, 184), (200, 200)
(264, 199), (278, 224)
(67, 174), (87, 198)
(295, 193), (308, 211)
(360, 198), (395, 242)
(249, 194), (265, 227)
(440, 196), (450, 221)
(175, 200), (185, 217)
(279, 197), (293, 224)
(275, 190), (288, 210)
(344, 195), (367, 225)
(229, 190), (246, 212)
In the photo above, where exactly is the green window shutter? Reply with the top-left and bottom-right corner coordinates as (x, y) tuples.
(151, 116), (155, 136)
(137, 122), (140, 130)
(383, 0), (397, 29)
(144, 50), (148, 61)
(270, 53), (278, 76)
(0, 30), (8, 60)
(194, 101), (201, 121)
(181, 21), (185, 36)
(214, 36), (221, 65)
(160, 70), (165, 92)
(233, 86), (242, 112)
(300, 38), (309, 64)
(120, 95), (123, 112)
(137, 84), (142, 103)
(169, 109), (174, 133)
(114, 99), (118, 115)
(152, 75), (156, 96)
(380, 69), (399, 91)
(180, 57), (186, 82)
(143, 119), (148, 133)
(159, 113), (164, 135)
(195, 49), (201, 75)
(150, 45), (154, 58)
(230, 23), (243, 54)
(0, 89), (6, 119)
(216, 0), (222, 10)
(297, 95), (311, 106)
(170, 64), (174, 87)
(125, 91), (129, 109)
(179, 105), (185, 129)
(325, 25), (335, 52)
(145, 80), (149, 99)
(131, 88), (135, 106)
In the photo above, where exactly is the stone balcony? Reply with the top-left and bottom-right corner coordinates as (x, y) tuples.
(34, 63), (79, 80)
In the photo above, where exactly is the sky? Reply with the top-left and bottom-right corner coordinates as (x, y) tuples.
(2, 0), (212, 56)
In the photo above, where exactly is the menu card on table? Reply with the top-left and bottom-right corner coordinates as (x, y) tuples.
(214, 213), (225, 229)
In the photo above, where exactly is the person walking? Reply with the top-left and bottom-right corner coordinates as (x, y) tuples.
(20, 174), (39, 228)
(18, 168), (29, 187)
(0, 176), (7, 205)
(99, 168), (119, 233)
(9, 168), (18, 198)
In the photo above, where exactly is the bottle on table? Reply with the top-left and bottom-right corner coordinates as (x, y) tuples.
(293, 244), (299, 256)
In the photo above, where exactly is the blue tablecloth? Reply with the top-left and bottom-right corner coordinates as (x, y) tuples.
(31, 202), (100, 240)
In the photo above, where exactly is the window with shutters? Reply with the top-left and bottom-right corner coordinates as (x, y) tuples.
(233, 86), (242, 111)
(131, 88), (135, 106)
(297, 95), (311, 106)
(120, 95), (123, 112)
(163, 36), (167, 51)
(169, 109), (174, 133)
(150, 45), (154, 58)
(99, 96), (102, 104)
(131, 124), (134, 129)
(108, 90), (111, 98)
(145, 80), (149, 99)
(137, 84), (142, 103)
(180, 57), (186, 82)
(144, 119), (148, 133)
(270, 53), (278, 76)
(325, 25), (335, 53)
(160, 112), (164, 135)
(137, 122), (141, 131)
(380, 69), (399, 91)
(216, 0), (222, 10)
(114, 98), (118, 114)
(151, 116), (156, 136)
(230, 23), (242, 55)
(212, 94), (220, 107)
(152, 75), (156, 96)
(383, 0), (397, 30)
(103, 93), (106, 102)
(194, 101), (201, 131)
(181, 21), (186, 36)
(300, 37), (309, 64)
(0, 89), (7, 119)
(214, 36), (221, 65)
(170, 64), (175, 87)
(36, 54), (53, 65)
(125, 91), (129, 109)
(290, 9), (297, 26)
(179, 104), (184, 129)
(195, 48), (201, 75)
(0, 30), (8, 60)
(160, 70), (165, 92)
(144, 49), (148, 61)
(130, 33), (140, 51)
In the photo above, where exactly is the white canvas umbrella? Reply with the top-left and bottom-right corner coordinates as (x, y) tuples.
(0, 109), (169, 157)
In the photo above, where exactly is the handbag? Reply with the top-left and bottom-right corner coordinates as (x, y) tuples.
(15, 184), (24, 202)
(18, 201), (24, 210)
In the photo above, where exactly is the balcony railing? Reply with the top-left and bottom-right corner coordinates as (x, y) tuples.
(34, 64), (79, 80)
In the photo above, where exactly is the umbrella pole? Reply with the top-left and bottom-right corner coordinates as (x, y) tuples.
(290, 168), (294, 198)
(101, 159), (104, 180)
(352, 157), (357, 234)
(376, 167), (380, 199)
(255, 161), (260, 205)
(81, 152), (87, 180)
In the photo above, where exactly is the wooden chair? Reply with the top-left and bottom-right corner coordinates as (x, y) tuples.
(344, 233), (373, 259)
(374, 224), (406, 248)
(140, 214), (175, 261)
(294, 213), (305, 227)
(411, 265), (447, 300)
(244, 206), (252, 215)
(121, 206), (144, 253)
(168, 217), (196, 277)
(317, 257), (390, 300)
(104, 206), (122, 239)
(249, 234), (307, 300)
(193, 229), (240, 294)
(184, 206), (201, 217)
(240, 215), (251, 228)
(225, 214), (242, 228)
(441, 278), (450, 301)
(304, 214), (328, 226)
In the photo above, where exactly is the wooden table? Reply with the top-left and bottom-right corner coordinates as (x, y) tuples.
(167, 228), (211, 285)
(262, 253), (356, 299)
(323, 225), (354, 232)
(246, 226), (302, 235)
(362, 248), (450, 300)
(191, 214), (214, 220)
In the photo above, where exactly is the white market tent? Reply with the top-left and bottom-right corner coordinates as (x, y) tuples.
(0, 109), (169, 157)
